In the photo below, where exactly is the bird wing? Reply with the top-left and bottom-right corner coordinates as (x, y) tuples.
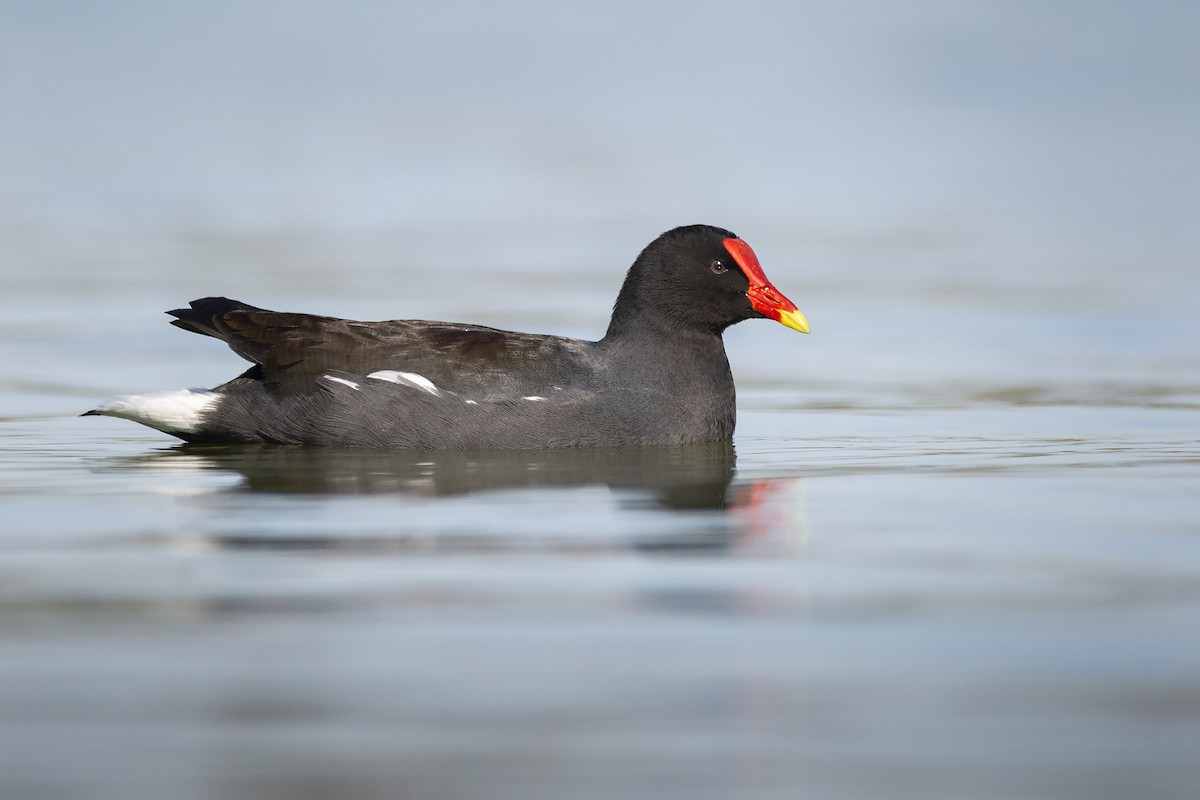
(167, 297), (595, 398)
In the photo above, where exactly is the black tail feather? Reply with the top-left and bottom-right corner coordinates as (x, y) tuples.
(167, 297), (262, 338)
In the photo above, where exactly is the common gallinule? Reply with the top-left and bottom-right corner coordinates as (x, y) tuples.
(85, 224), (809, 448)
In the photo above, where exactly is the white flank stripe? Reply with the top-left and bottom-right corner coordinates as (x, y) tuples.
(522, 396), (547, 402)
(367, 370), (441, 396)
(324, 375), (361, 390)
(90, 388), (219, 434)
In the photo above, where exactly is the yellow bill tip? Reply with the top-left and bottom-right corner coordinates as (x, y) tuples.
(777, 308), (810, 334)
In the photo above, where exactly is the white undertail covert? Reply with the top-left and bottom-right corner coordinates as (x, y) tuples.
(88, 389), (219, 435)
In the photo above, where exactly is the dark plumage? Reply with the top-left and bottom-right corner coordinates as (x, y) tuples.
(85, 224), (809, 448)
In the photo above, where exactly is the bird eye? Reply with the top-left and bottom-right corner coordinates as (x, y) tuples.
(710, 260), (727, 274)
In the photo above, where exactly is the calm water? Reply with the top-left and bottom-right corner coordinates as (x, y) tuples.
(3, 3), (1200, 799)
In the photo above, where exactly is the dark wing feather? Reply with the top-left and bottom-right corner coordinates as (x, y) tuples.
(167, 297), (597, 397)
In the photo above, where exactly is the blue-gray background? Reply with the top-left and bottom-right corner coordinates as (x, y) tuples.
(2, 3), (1198, 799)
